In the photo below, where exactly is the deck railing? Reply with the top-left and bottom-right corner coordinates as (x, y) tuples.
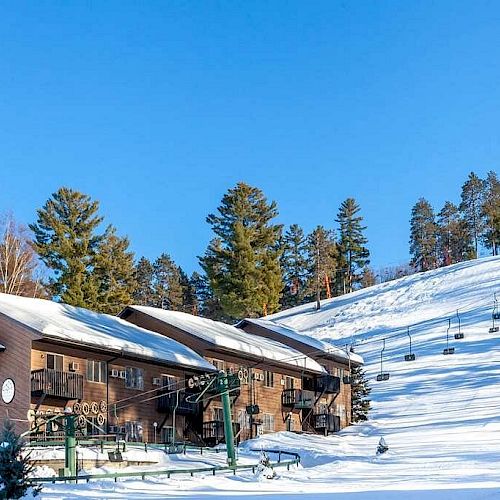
(31, 369), (83, 400)
(281, 389), (314, 409)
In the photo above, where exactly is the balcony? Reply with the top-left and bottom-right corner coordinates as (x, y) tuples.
(202, 420), (241, 445)
(157, 390), (199, 416)
(31, 369), (83, 400)
(313, 413), (340, 433)
(281, 389), (314, 409)
(315, 375), (341, 394)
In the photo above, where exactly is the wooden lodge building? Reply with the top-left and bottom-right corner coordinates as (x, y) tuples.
(236, 317), (364, 430)
(0, 292), (363, 446)
(120, 306), (361, 441)
(0, 293), (215, 443)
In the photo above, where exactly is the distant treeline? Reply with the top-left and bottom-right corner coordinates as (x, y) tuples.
(0, 170), (497, 320)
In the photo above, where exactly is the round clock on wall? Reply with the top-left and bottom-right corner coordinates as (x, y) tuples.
(1, 378), (15, 404)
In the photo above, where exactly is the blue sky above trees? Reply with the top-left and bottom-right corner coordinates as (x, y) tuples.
(0, 1), (498, 274)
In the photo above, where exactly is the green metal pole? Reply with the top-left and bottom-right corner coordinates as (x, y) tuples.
(219, 373), (236, 467)
(65, 415), (77, 478)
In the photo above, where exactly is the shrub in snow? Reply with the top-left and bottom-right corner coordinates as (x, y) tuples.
(376, 437), (389, 455)
(0, 419), (40, 499)
(255, 451), (277, 480)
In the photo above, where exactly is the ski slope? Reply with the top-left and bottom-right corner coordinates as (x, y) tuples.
(38, 257), (500, 499)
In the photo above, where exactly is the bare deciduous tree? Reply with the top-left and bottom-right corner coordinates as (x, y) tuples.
(0, 214), (45, 297)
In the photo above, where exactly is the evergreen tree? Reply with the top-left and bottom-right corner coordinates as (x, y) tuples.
(30, 187), (103, 307)
(0, 419), (40, 499)
(335, 198), (370, 293)
(153, 253), (184, 310)
(304, 226), (338, 305)
(199, 183), (282, 319)
(437, 201), (473, 266)
(132, 257), (156, 306)
(179, 268), (198, 314)
(459, 172), (486, 259)
(280, 224), (309, 308)
(93, 226), (136, 314)
(190, 271), (225, 320)
(482, 170), (500, 255)
(351, 364), (371, 423)
(409, 198), (438, 272)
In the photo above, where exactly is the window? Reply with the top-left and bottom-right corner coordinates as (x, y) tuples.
(125, 367), (144, 390)
(162, 375), (176, 389)
(264, 371), (274, 388)
(262, 413), (274, 432)
(285, 376), (294, 390)
(124, 421), (143, 441)
(212, 359), (225, 372)
(237, 410), (250, 429)
(213, 407), (224, 421)
(87, 360), (107, 383)
(46, 353), (63, 371)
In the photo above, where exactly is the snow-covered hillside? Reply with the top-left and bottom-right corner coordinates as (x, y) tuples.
(39, 257), (500, 499)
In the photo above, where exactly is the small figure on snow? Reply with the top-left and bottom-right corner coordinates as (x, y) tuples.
(376, 437), (389, 455)
(255, 450), (277, 479)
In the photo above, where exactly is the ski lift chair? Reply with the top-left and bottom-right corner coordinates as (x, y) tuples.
(404, 327), (416, 361)
(454, 310), (464, 340)
(376, 339), (390, 381)
(490, 294), (500, 332)
(443, 319), (455, 355)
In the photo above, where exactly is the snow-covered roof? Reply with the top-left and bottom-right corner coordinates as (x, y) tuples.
(237, 317), (363, 365)
(0, 293), (214, 371)
(125, 306), (326, 374)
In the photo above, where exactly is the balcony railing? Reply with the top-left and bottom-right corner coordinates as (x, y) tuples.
(313, 413), (340, 433)
(315, 375), (341, 394)
(157, 390), (199, 416)
(202, 420), (241, 444)
(281, 389), (314, 409)
(31, 369), (83, 400)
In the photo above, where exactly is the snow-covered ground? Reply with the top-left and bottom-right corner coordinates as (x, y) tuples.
(37, 257), (500, 499)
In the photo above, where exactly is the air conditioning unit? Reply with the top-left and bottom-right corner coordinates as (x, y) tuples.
(119, 370), (127, 379)
(152, 377), (161, 386)
(280, 379), (286, 386)
(257, 426), (264, 435)
(259, 373), (265, 381)
(110, 369), (119, 378)
(252, 373), (260, 380)
(120, 426), (126, 433)
(69, 362), (79, 372)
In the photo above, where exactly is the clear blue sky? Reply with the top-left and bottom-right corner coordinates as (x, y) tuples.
(1, 1), (499, 274)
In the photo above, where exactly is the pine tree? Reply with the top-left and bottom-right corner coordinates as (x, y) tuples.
(437, 201), (474, 266)
(351, 364), (371, 423)
(409, 198), (438, 272)
(132, 257), (156, 305)
(179, 268), (198, 314)
(304, 226), (338, 305)
(30, 187), (103, 307)
(459, 172), (486, 259)
(93, 226), (136, 314)
(336, 198), (370, 293)
(280, 224), (309, 308)
(199, 183), (282, 319)
(190, 271), (225, 320)
(482, 171), (500, 255)
(153, 253), (184, 310)
(0, 419), (40, 499)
